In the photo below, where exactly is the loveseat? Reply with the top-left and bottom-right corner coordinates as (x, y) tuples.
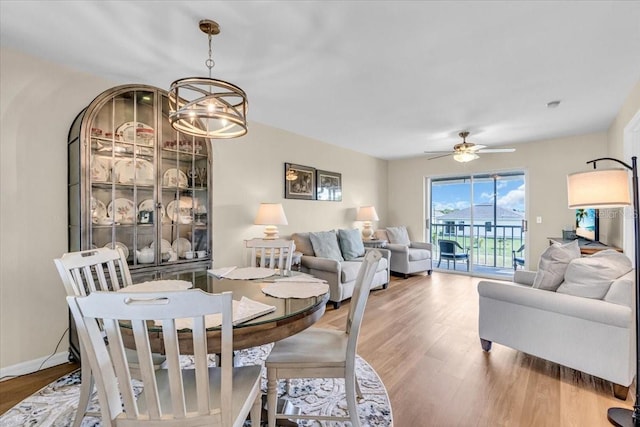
(291, 230), (390, 309)
(374, 226), (432, 277)
(477, 246), (635, 399)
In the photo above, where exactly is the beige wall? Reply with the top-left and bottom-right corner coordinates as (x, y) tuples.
(604, 80), (640, 250)
(211, 125), (387, 267)
(0, 47), (387, 371)
(387, 133), (608, 273)
(1, 48), (116, 373)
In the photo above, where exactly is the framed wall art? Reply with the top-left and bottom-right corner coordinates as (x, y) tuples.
(316, 169), (342, 201)
(284, 163), (316, 200)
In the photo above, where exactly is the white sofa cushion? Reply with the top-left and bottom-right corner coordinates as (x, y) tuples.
(341, 257), (388, 282)
(409, 248), (431, 261)
(605, 270), (635, 306)
(532, 240), (581, 291)
(386, 226), (410, 246)
(557, 250), (633, 299)
(309, 230), (344, 261)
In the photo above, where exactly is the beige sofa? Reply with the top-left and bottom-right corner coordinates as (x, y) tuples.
(291, 231), (390, 309)
(478, 266), (635, 399)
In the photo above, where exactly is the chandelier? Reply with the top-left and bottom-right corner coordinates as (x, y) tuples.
(168, 19), (248, 139)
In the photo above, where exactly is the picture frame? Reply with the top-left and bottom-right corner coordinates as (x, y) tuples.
(316, 169), (342, 201)
(284, 163), (316, 200)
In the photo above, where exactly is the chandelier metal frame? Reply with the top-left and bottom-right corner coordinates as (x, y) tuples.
(168, 19), (248, 139)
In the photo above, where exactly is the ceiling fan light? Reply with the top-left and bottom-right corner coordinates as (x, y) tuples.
(453, 152), (479, 163)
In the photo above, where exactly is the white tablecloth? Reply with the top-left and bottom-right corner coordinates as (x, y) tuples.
(208, 266), (276, 280)
(261, 281), (329, 299)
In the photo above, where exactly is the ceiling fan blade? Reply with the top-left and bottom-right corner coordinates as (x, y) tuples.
(477, 148), (516, 153)
(426, 153), (454, 160)
(467, 144), (487, 152)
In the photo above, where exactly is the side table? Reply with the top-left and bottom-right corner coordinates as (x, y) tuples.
(362, 239), (388, 249)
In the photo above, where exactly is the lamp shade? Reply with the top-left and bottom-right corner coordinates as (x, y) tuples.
(356, 206), (379, 222)
(254, 203), (288, 225)
(567, 168), (631, 208)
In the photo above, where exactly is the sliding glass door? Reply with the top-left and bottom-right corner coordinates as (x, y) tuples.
(429, 171), (526, 277)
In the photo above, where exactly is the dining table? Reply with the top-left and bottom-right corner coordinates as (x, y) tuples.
(119, 267), (329, 355)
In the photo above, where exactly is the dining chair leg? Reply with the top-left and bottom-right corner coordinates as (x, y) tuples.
(355, 374), (364, 401)
(345, 375), (361, 427)
(267, 369), (278, 427)
(250, 393), (262, 426)
(74, 344), (93, 427)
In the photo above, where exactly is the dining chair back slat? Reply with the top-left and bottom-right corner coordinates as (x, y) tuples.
(245, 238), (295, 272)
(55, 248), (131, 296)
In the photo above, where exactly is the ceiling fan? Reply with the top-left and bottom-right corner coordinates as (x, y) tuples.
(424, 131), (516, 162)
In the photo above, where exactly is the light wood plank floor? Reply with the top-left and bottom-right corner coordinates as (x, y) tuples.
(316, 272), (634, 427)
(1, 272), (634, 426)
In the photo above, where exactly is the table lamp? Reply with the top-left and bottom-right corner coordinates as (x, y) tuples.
(567, 156), (638, 427)
(254, 203), (288, 239)
(356, 206), (379, 240)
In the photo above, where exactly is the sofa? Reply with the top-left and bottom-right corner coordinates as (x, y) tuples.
(477, 246), (635, 399)
(291, 230), (390, 309)
(374, 226), (432, 277)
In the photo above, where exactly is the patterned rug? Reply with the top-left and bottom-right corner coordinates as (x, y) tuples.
(0, 344), (392, 427)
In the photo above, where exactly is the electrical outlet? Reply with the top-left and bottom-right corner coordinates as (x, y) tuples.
(536, 216), (542, 224)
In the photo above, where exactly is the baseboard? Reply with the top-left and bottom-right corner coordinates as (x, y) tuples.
(0, 351), (70, 380)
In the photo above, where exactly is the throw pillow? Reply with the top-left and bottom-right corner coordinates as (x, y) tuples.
(309, 230), (344, 261)
(557, 250), (632, 299)
(291, 232), (315, 256)
(386, 226), (411, 246)
(532, 240), (581, 291)
(338, 228), (365, 260)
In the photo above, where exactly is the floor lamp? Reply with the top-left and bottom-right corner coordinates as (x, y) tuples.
(567, 156), (639, 427)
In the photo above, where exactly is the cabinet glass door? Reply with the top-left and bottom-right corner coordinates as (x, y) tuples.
(159, 96), (210, 265)
(89, 90), (155, 265)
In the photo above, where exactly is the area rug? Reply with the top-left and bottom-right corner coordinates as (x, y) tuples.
(0, 344), (392, 427)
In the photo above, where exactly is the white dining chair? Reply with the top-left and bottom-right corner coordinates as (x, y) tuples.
(54, 247), (165, 427)
(245, 238), (295, 272)
(67, 289), (262, 427)
(265, 249), (382, 427)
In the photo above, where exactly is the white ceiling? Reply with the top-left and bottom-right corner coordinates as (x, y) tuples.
(2, 1), (639, 160)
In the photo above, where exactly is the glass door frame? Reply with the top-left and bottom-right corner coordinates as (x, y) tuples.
(426, 169), (528, 279)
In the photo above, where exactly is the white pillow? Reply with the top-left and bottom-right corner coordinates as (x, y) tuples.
(386, 226), (411, 246)
(532, 240), (581, 291)
(557, 250), (632, 299)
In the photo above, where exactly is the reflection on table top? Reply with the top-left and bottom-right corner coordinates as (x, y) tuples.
(121, 268), (329, 353)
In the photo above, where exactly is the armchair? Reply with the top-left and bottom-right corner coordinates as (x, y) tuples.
(512, 244), (525, 271)
(437, 239), (469, 271)
(374, 227), (433, 278)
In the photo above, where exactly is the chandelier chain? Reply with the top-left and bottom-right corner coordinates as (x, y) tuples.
(206, 32), (215, 78)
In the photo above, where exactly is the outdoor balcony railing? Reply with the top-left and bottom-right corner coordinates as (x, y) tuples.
(431, 223), (524, 270)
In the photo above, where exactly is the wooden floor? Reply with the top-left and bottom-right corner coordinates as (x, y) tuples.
(316, 272), (634, 427)
(1, 272), (634, 426)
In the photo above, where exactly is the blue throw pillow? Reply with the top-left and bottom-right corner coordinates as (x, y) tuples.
(338, 229), (365, 260)
(309, 230), (344, 261)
